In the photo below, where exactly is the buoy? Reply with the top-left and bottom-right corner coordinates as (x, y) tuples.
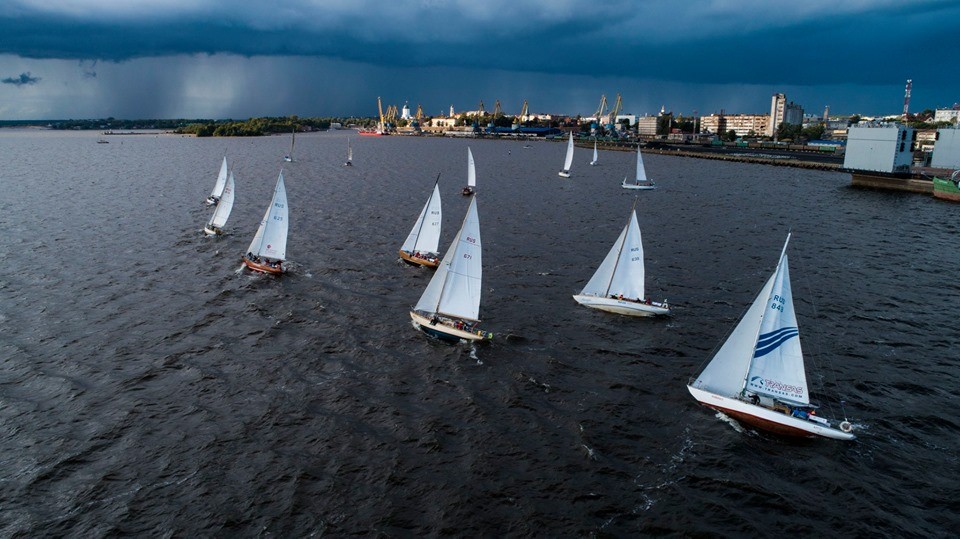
(840, 421), (853, 433)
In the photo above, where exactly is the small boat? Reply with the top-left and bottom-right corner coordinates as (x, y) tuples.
(204, 171), (235, 236)
(589, 141), (598, 165)
(357, 128), (383, 137)
(573, 200), (669, 316)
(410, 196), (493, 342)
(687, 234), (855, 440)
(97, 138), (109, 144)
(462, 147), (476, 196)
(558, 132), (574, 177)
(622, 146), (655, 190)
(344, 138), (353, 166)
(932, 170), (960, 202)
(205, 157), (229, 205)
(283, 128), (295, 162)
(242, 170), (289, 275)
(399, 175), (443, 268)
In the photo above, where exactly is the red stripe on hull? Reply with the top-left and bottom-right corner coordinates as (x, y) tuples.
(701, 403), (818, 439)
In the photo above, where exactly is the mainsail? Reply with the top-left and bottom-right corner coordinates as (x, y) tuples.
(634, 149), (649, 184)
(415, 197), (482, 321)
(592, 142), (598, 164)
(580, 210), (645, 300)
(247, 170), (288, 261)
(209, 157), (228, 199)
(401, 183), (442, 254)
(467, 147), (476, 188)
(562, 132), (574, 171)
(208, 172), (235, 229)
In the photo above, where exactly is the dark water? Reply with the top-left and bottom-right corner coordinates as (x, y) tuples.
(1, 129), (958, 536)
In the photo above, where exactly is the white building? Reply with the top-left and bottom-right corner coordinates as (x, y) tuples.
(401, 103), (411, 120)
(934, 108), (960, 124)
(931, 128), (960, 169)
(843, 124), (914, 173)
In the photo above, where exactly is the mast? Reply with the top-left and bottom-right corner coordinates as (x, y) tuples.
(736, 232), (792, 394)
(603, 198), (639, 297)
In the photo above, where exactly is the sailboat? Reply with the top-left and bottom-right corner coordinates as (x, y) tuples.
(399, 176), (442, 268)
(204, 171), (235, 236)
(344, 138), (353, 166)
(573, 201), (669, 316)
(283, 128), (295, 162)
(558, 132), (574, 177)
(622, 146), (655, 190)
(410, 196), (493, 343)
(687, 234), (855, 440)
(242, 170), (288, 275)
(590, 141), (598, 166)
(462, 147), (476, 196)
(205, 157), (229, 205)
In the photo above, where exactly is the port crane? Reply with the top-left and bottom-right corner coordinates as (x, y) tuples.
(594, 94), (608, 123)
(607, 93), (623, 131)
(513, 100), (529, 129)
(493, 100), (503, 118)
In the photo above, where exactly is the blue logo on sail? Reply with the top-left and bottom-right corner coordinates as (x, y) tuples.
(753, 327), (799, 358)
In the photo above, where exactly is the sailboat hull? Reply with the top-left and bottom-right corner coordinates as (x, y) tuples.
(410, 311), (487, 342)
(399, 250), (439, 268)
(687, 385), (855, 440)
(622, 180), (655, 190)
(242, 257), (284, 275)
(558, 171), (571, 178)
(203, 225), (223, 236)
(573, 295), (669, 316)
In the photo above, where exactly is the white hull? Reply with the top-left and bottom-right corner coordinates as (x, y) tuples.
(203, 225), (223, 236)
(573, 294), (669, 316)
(622, 179), (655, 190)
(410, 311), (486, 342)
(589, 161), (597, 166)
(558, 170), (571, 178)
(687, 385), (855, 440)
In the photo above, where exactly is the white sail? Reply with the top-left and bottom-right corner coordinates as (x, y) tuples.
(401, 183), (442, 254)
(467, 147), (476, 188)
(562, 132), (574, 171)
(437, 197), (482, 320)
(209, 157), (228, 198)
(592, 142), (598, 164)
(208, 171), (235, 229)
(414, 226), (461, 314)
(580, 210), (645, 299)
(692, 236), (799, 400)
(634, 149), (648, 183)
(744, 255), (809, 404)
(347, 138), (353, 161)
(247, 170), (289, 261)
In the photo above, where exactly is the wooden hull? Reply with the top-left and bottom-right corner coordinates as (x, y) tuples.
(933, 176), (960, 202)
(242, 257), (284, 275)
(410, 311), (489, 342)
(687, 385), (854, 440)
(558, 170), (571, 178)
(573, 294), (669, 316)
(398, 250), (439, 268)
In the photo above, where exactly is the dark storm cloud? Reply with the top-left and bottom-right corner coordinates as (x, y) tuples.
(2, 0), (959, 88)
(2, 71), (40, 86)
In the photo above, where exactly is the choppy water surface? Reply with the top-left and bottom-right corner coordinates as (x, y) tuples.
(1, 129), (958, 536)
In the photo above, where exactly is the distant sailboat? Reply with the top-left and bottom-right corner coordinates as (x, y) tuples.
(687, 234), (855, 440)
(558, 132), (574, 177)
(462, 147), (476, 196)
(622, 146), (655, 190)
(204, 171), (235, 236)
(344, 137), (353, 166)
(573, 201), (669, 316)
(205, 157), (229, 205)
(410, 196), (493, 342)
(590, 141), (598, 166)
(284, 128), (295, 162)
(242, 170), (288, 275)
(399, 176), (442, 268)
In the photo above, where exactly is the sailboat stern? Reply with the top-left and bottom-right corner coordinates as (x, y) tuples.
(558, 170), (571, 178)
(242, 256), (284, 275)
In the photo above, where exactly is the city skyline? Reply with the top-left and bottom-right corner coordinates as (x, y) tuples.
(1, 0), (959, 120)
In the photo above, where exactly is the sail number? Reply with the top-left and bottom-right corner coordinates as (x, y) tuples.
(770, 294), (785, 312)
(274, 203), (284, 208)
(463, 253), (472, 259)
(465, 236), (477, 244)
(630, 247), (640, 262)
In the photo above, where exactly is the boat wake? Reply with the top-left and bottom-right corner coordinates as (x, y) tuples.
(714, 410), (748, 434)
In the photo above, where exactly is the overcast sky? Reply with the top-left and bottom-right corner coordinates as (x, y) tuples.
(1, 0), (958, 120)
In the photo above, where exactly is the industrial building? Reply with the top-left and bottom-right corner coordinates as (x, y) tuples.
(930, 128), (960, 169)
(843, 124), (914, 174)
